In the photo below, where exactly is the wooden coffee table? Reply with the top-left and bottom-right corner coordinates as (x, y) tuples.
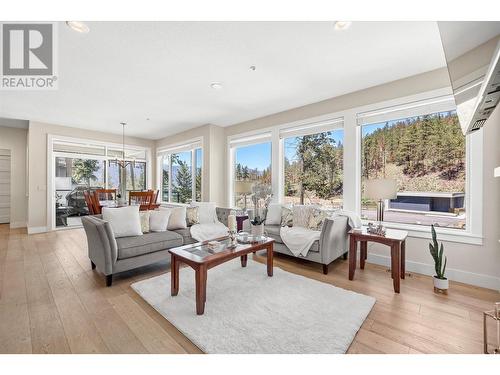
(168, 236), (274, 315)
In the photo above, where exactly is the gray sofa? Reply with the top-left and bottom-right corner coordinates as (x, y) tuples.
(81, 208), (233, 286)
(245, 207), (350, 274)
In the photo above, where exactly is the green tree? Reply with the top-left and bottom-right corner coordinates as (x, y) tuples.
(175, 160), (192, 203)
(72, 159), (100, 188)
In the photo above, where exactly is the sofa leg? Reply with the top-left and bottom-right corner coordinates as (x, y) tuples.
(106, 274), (113, 287)
(343, 252), (348, 260)
(322, 264), (329, 275)
(91, 261), (96, 270)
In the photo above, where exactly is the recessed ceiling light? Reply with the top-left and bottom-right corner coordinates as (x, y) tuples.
(210, 82), (223, 90)
(249, 65), (256, 71)
(333, 21), (352, 30)
(66, 21), (90, 34)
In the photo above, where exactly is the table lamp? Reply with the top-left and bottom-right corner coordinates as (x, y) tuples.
(364, 178), (397, 224)
(234, 181), (254, 211)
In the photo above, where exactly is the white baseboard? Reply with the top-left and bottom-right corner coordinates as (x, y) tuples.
(27, 226), (47, 234)
(10, 221), (26, 229)
(367, 253), (500, 291)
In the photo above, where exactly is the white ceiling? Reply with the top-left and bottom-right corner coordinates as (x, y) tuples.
(438, 21), (500, 60)
(0, 21), (459, 139)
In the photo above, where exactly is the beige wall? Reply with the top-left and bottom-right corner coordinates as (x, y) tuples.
(225, 67), (451, 137)
(0, 125), (28, 227)
(28, 121), (155, 231)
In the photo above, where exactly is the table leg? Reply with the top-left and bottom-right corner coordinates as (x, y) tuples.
(349, 235), (357, 280)
(171, 255), (179, 296)
(401, 240), (406, 279)
(195, 265), (207, 315)
(241, 254), (248, 267)
(267, 243), (274, 276)
(391, 244), (401, 293)
(360, 241), (367, 269)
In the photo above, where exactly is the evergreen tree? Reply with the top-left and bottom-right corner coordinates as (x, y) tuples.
(175, 160), (192, 203)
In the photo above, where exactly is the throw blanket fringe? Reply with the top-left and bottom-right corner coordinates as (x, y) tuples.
(280, 226), (321, 257)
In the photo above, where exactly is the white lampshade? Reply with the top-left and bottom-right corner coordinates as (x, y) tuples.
(234, 181), (254, 194)
(364, 178), (398, 200)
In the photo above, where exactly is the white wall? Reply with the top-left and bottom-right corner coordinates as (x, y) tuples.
(0, 124), (28, 228)
(28, 121), (155, 232)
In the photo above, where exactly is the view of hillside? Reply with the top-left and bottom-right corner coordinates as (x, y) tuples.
(361, 110), (466, 229)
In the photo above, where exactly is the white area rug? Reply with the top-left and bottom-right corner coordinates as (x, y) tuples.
(131, 259), (375, 354)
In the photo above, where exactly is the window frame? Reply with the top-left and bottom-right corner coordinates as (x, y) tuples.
(156, 138), (203, 204)
(353, 88), (483, 245)
(47, 134), (152, 231)
(279, 117), (345, 208)
(227, 132), (273, 208)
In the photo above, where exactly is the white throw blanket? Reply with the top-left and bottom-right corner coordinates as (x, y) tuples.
(280, 226), (321, 257)
(190, 222), (228, 242)
(333, 210), (362, 229)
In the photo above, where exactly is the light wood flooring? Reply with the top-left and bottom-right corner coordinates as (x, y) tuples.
(0, 224), (498, 354)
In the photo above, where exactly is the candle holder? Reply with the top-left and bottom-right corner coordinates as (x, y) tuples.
(483, 302), (500, 354)
(228, 230), (237, 247)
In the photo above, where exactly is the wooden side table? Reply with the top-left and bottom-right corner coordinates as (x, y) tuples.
(348, 228), (408, 293)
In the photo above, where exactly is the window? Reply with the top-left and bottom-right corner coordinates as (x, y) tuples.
(171, 151), (192, 204)
(108, 161), (147, 198)
(159, 142), (202, 204)
(360, 108), (466, 230)
(283, 128), (344, 208)
(51, 139), (149, 228)
(232, 141), (272, 208)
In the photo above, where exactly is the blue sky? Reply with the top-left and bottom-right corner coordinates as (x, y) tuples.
(235, 129), (344, 171)
(236, 142), (272, 171)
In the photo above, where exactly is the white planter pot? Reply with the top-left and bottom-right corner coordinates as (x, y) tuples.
(433, 276), (449, 294)
(251, 223), (264, 236)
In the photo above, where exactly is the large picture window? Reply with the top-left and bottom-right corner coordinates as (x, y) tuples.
(52, 140), (149, 229)
(159, 143), (202, 204)
(360, 109), (466, 230)
(283, 128), (344, 208)
(232, 141), (272, 209)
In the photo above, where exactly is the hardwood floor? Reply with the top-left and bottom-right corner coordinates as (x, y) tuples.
(0, 224), (498, 354)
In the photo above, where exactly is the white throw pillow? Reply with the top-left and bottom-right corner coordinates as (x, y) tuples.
(149, 209), (171, 232)
(292, 205), (315, 228)
(102, 206), (142, 238)
(191, 202), (217, 224)
(164, 206), (187, 230)
(266, 203), (283, 225)
(139, 211), (151, 233)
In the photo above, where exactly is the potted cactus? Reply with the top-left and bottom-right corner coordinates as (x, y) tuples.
(429, 224), (448, 294)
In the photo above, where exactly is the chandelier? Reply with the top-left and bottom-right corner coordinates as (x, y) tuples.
(111, 122), (135, 169)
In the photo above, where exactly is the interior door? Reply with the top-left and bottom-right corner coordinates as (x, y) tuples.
(0, 150), (11, 224)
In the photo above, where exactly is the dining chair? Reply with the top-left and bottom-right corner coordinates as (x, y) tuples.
(93, 189), (117, 214)
(83, 190), (95, 215)
(149, 189), (161, 209)
(129, 191), (154, 210)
